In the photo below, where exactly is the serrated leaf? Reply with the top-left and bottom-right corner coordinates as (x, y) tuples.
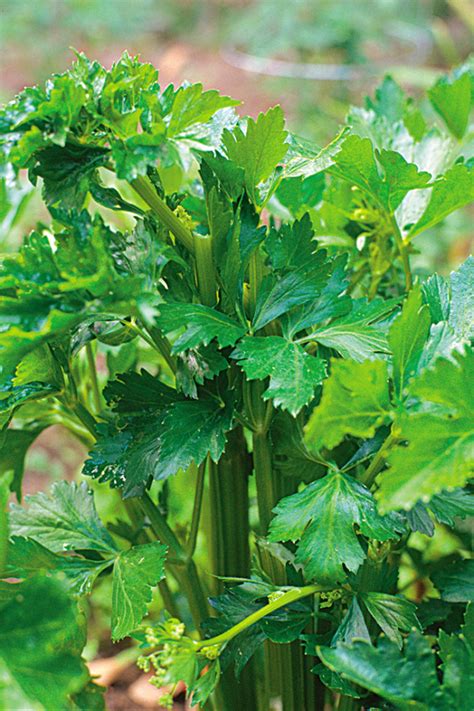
(112, 541), (167, 640)
(269, 470), (401, 583)
(389, 285), (430, 397)
(304, 359), (391, 452)
(112, 134), (163, 181)
(422, 272), (450, 324)
(265, 213), (317, 271)
(438, 624), (474, 711)
(360, 592), (420, 648)
(223, 106), (288, 203)
(252, 252), (332, 331)
(9, 481), (118, 554)
(428, 71), (472, 139)
(407, 162), (474, 240)
(232, 335), (326, 416)
(0, 428), (42, 500)
(0, 576), (89, 710)
(449, 255), (474, 341)
(432, 560), (474, 603)
(332, 596), (370, 645)
(155, 303), (246, 353)
(377, 350), (474, 511)
(104, 369), (179, 413)
(156, 396), (234, 479)
(6, 536), (110, 595)
(428, 488), (474, 527)
(317, 631), (441, 710)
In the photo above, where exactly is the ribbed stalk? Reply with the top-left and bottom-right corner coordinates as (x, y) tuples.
(207, 428), (258, 711)
(257, 541), (307, 711)
(131, 176), (195, 252)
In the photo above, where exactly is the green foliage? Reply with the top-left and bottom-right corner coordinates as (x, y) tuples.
(0, 53), (472, 710)
(7, 483), (167, 638)
(269, 470), (403, 583)
(0, 576), (93, 711)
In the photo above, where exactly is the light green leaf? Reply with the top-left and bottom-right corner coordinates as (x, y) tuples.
(428, 71), (472, 139)
(112, 541), (167, 640)
(389, 285), (430, 397)
(304, 359), (391, 453)
(5, 536), (111, 596)
(166, 83), (239, 137)
(0, 576), (89, 710)
(269, 470), (402, 583)
(449, 256), (474, 341)
(223, 106), (288, 201)
(407, 162), (474, 240)
(232, 335), (326, 416)
(361, 592), (420, 648)
(155, 303), (246, 353)
(9, 481), (118, 554)
(377, 349), (474, 511)
(112, 134), (163, 181)
(376, 149), (431, 212)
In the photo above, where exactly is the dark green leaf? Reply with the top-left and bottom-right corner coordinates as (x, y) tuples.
(432, 560), (474, 603)
(232, 336), (326, 416)
(156, 303), (246, 353)
(361, 592), (420, 647)
(317, 631), (441, 710)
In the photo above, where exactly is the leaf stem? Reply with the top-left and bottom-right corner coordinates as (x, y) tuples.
(85, 342), (102, 413)
(390, 215), (412, 291)
(138, 491), (210, 629)
(147, 326), (177, 374)
(360, 433), (395, 488)
(138, 491), (186, 562)
(131, 176), (195, 252)
(195, 585), (326, 650)
(186, 462), (206, 558)
(194, 232), (217, 307)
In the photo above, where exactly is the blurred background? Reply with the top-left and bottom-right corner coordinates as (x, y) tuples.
(1, 0), (473, 141)
(0, 2), (472, 709)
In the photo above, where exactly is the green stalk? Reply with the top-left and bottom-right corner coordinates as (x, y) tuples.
(137, 492), (210, 630)
(85, 342), (102, 413)
(186, 462), (206, 558)
(253, 429), (279, 535)
(131, 176), (195, 252)
(196, 585), (325, 650)
(257, 541), (306, 711)
(194, 232), (217, 307)
(360, 433), (395, 488)
(207, 429), (257, 711)
(390, 215), (412, 291)
(145, 325), (177, 374)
